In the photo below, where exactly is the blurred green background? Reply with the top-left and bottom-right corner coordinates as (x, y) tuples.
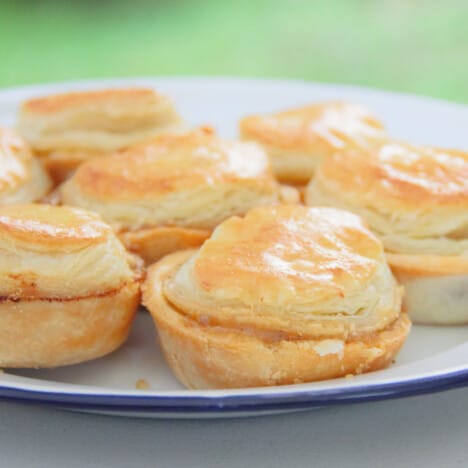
(1, 0), (467, 102)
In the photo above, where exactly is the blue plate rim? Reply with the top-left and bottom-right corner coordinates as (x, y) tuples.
(2, 367), (468, 412)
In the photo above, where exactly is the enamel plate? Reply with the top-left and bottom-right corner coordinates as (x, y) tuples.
(0, 78), (467, 418)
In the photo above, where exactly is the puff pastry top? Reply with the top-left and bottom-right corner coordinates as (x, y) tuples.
(61, 129), (280, 231)
(0, 204), (136, 299)
(0, 128), (51, 204)
(164, 205), (401, 339)
(240, 101), (385, 157)
(307, 142), (468, 256)
(18, 88), (184, 152)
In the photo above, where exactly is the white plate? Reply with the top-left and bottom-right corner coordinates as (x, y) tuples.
(0, 77), (467, 419)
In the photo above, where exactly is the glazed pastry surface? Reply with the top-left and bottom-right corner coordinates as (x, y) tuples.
(163, 205), (402, 338)
(61, 129), (280, 231)
(0, 204), (135, 298)
(240, 101), (386, 183)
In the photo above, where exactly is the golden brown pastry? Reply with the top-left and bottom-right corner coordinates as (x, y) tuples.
(0, 204), (142, 368)
(143, 205), (410, 389)
(306, 142), (468, 324)
(239, 101), (386, 185)
(18, 88), (185, 184)
(0, 127), (51, 204)
(61, 128), (293, 264)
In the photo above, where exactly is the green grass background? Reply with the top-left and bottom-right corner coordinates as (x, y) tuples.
(1, 0), (467, 102)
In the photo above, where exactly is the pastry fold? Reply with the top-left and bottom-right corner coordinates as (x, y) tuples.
(143, 205), (409, 389)
(306, 142), (468, 324)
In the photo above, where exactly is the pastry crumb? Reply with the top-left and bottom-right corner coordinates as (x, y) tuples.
(136, 378), (150, 390)
(345, 374), (355, 380)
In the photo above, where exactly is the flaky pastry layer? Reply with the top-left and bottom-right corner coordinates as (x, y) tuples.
(165, 206), (403, 338)
(18, 88), (185, 152)
(240, 101), (386, 184)
(0, 204), (137, 298)
(60, 129), (280, 231)
(307, 142), (468, 256)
